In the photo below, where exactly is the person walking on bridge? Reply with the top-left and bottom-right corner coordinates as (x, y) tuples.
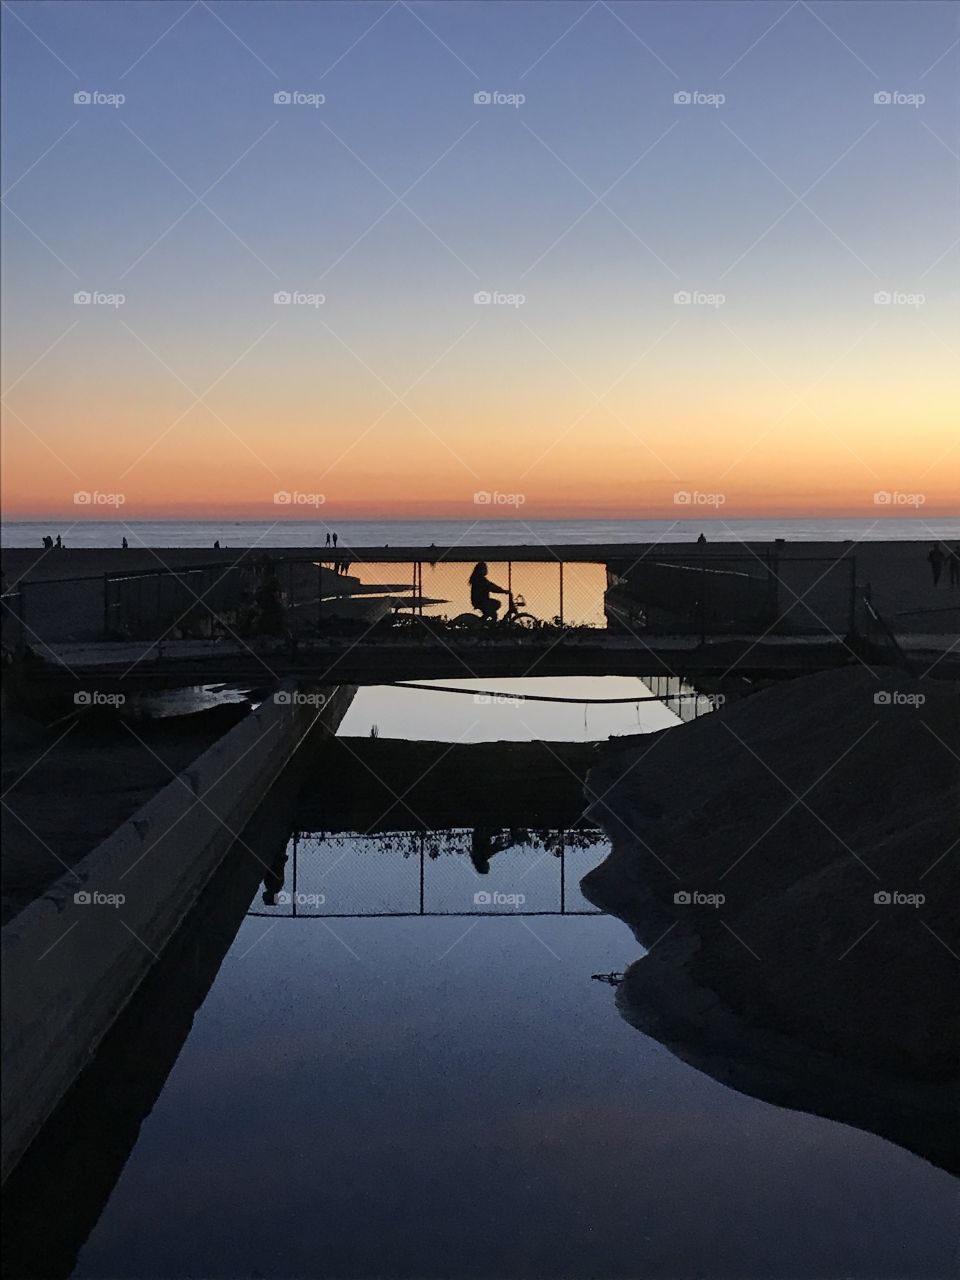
(927, 544), (945, 587)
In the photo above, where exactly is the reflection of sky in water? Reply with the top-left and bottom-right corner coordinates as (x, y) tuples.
(339, 676), (682, 742)
(70, 682), (959, 1280)
(74, 909), (959, 1280)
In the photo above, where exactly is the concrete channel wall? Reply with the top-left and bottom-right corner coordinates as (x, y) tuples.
(1, 683), (356, 1183)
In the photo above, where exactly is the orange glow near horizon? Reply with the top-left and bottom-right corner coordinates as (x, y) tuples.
(4, 385), (958, 520)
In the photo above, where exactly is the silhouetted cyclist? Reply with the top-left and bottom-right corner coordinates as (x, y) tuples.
(469, 561), (509, 621)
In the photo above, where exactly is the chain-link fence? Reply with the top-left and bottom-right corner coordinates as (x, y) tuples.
(606, 552), (857, 638)
(7, 550), (862, 648)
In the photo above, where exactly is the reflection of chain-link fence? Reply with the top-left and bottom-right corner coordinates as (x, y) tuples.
(43, 550), (861, 644)
(248, 827), (606, 918)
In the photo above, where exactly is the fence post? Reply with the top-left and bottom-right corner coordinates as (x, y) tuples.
(698, 561), (706, 645)
(292, 830), (299, 917)
(848, 557), (857, 637)
(17, 583), (27, 653)
(559, 562), (564, 625)
(419, 835), (425, 915)
(560, 834), (566, 914)
(317, 563), (323, 635)
(103, 573), (110, 638)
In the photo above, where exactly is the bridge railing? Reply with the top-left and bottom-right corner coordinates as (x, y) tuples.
(854, 595), (917, 674)
(80, 549), (859, 644)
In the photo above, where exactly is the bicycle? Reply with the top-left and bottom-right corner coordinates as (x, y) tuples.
(448, 592), (542, 631)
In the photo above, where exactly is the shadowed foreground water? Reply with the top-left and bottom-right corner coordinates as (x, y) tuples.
(71, 892), (957, 1279)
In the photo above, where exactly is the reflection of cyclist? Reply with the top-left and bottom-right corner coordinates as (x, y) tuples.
(469, 562), (508, 621)
(470, 826), (518, 875)
(261, 847), (288, 906)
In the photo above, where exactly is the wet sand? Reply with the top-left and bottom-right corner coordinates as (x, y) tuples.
(582, 665), (959, 1172)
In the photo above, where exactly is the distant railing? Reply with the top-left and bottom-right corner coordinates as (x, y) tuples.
(0, 589), (24, 651)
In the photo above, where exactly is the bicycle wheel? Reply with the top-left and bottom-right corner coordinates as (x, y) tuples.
(510, 612), (541, 630)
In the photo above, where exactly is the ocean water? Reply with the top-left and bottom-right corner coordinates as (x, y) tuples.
(2, 516), (957, 549)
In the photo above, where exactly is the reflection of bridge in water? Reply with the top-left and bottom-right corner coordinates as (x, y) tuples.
(247, 827), (607, 920)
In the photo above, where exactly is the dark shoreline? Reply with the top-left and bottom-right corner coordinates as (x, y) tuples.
(581, 666), (960, 1177)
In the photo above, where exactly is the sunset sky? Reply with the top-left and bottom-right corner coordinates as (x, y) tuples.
(2, 0), (958, 520)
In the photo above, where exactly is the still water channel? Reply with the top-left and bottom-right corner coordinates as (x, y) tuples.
(13, 678), (958, 1279)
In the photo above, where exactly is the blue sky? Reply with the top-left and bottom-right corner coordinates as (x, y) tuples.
(2, 1), (958, 517)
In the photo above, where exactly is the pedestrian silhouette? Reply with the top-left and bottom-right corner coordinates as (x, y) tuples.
(697, 532), (707, 544)
(121, 536), (128, 550)
(55, 534), (62, 549)
(332, 532), (338, 548)
(213, 539), (221, 549)
(254, 555), (284, 634)
(927, 544), (945, 587)
(325, 532), (331, 547)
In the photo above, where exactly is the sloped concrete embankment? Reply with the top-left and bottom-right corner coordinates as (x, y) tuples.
(581, 667), (959, 1174)
(1, 683), (355, 1182)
